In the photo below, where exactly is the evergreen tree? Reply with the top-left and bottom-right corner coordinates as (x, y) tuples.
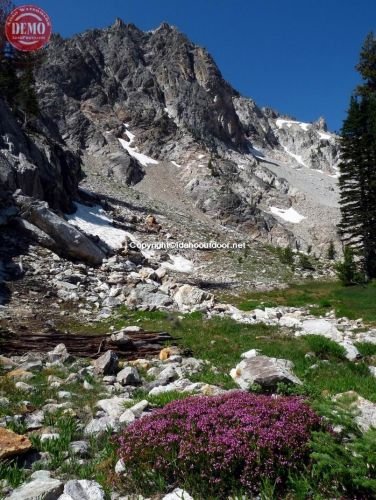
(338, 33), (376, 280)
(327, 240), (336, 260)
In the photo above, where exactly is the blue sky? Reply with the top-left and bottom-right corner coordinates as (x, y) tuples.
(14, 0), (376, 131)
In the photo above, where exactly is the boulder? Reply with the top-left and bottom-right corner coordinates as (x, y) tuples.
(59, 480), (105, 500)
(96, 396), (132, 419)
(14, 195), (105, 265)
(92, 351), (118, 375)
(230, 356), (302, 390)
(116, 366), (141, 386)
(8, 476), (63, 499)
(0, 428), (32, 460)
(47, 344), (70, 364)
(174, 284), (214, 310)
(127, 283), (173, 309)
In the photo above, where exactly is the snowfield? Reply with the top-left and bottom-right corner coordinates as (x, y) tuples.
(270, 206), (306, 224)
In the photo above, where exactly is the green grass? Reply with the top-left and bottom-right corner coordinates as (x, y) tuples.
(355, 342), (376, 357)
(224, 280), (376, 324)
(0, 461), (26, 489)
(109, 308), (376, 401)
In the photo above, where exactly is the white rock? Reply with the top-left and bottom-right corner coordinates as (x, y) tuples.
(96, 396), (132, 419)
(84, 416), (119, 435)
(339, 341), (360, 361)
(230, 356), (302, 390)
(174, 284), (213, 310)
(301, 319), (343, 342)
(116, 366), (141, 386)
(162, 488), (194, 500)
(240, 349), (260, 359)
(60, 479), (105, 500)
(47, 343), (70, 364)
(24, 410), (44, 430)
(115, 459), (126, 474)
(30, 470), (51, 480)
(8, 477), (63, 499)
(119, 409), (135, 425)
(279, 316), (302, 328)
(128, 399), (149, 418)
(58, 391), (72, 399)
(15, 382), (35, 392)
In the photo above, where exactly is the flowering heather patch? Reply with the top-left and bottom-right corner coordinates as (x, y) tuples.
(118, 391), (322, 497)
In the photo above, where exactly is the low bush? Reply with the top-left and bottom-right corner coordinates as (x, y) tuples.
(117, 392), (322, 497)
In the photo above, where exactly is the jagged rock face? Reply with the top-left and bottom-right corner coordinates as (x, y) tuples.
(35, 22), (245, 153)
(270, 116), (340, 173)
(0, 98), (82, 212)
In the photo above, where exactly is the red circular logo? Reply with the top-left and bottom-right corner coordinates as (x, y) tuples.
(5, 4), (52, 52)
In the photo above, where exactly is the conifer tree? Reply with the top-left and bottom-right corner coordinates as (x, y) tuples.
(338, 33), (376, 280)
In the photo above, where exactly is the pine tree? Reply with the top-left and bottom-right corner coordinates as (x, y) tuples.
(327, 240), (336, 260)
(338, 33), (376, 280)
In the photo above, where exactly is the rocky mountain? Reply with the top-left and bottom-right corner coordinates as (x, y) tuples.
(32, 20), (341, 252)
(1, 19), (342, 309)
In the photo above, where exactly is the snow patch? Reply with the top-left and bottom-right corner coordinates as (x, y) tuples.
(276, 118), (311, 131)
(162, 255), (194, 273)
(171, 161), (181, 168)
(270, 206), (306, 224)
(119, 126), (158, 167)
(67, 203), (156, 258)
(66, 203), (128, 250)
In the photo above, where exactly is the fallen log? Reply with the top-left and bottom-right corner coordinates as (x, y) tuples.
(0, 328), (175, 360)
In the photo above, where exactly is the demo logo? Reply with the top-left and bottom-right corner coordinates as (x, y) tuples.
(5, 4), (52, 52)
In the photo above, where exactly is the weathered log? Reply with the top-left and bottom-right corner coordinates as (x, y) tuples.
(0, 328), (174, 360)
